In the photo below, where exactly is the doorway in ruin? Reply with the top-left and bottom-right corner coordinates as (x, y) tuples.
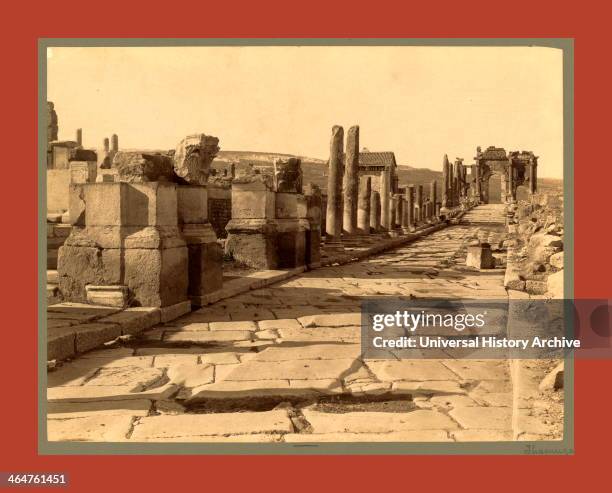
(515, 184), (530, 203)
(484, 172), (503, 204)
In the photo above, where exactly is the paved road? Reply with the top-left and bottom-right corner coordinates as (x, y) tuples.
(49, 205), (525, 443)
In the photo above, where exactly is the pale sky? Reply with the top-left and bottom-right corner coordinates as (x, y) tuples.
(47, 46), (564, 178)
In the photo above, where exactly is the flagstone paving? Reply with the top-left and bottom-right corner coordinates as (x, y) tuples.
(48, 205), (556, 443)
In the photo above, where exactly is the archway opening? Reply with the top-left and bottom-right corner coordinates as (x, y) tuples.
(486, 173), (502, 203)
(516, 185), (530, 203)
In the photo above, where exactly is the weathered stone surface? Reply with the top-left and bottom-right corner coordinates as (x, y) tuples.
(100, 307), (161, 335)
(74, 323), (122, 354)
(546, 269), (564, 299)
(112, 151), (174, 183)
(48, 399), (152, 419)
(277, 326), (360, 342)
(223, 358), (357, 381)
(449, 406), (511, 430)
(47, 415), (134, 442)
(130, 411), (293, 440)
(549, 251), (564, 269)
(367, 361), (460, 382)
(254, 344), (361, 362)
(257, 319), (301, 331)
(303, 409), (458, 433)
(208, 321), (258, 331)
(442, 360), (508, 380)
(47, 383), (178, 402)
(298, 313), (361, 328)
(173, 133), (219, 185)
(466, 243), (495, 269)
(163, 330), (251, 343)
(84, 366), (164, 390)
(167, 363), (214, 387)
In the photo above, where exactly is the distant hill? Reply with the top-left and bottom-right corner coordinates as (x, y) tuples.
(212, 150), (563, 196)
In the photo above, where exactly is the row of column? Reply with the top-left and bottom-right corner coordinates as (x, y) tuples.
(325, 124), (440, 241)
(442, 154), (468, 208)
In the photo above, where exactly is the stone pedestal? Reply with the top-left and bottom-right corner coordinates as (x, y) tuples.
(177, 185), (223, 306)
(357, 176), (371, 234)
(275, 192), (308, 269)
(58, 182), (189, 307)
(226, 179), (279, 269)
(466, 242), (496, 269)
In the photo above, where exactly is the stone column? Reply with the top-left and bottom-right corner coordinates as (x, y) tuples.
(442, 154), (450, 208)
(416, 185), (423, 223)
(430, 180), (437, 220)
(380, 168), (391, 230)
(529, 158), (537, 194)
(325, 126), (344, 242)
(104, 137), (110, 153)
(390, 194), (398, 230)
(305, 183), (322, 268)
(474, 164), (481, 202)
(111, 134), (119, 153)
(343, 125), (359, 235)
(406, 185), (415, 231)
(370, 190), (381, 232)
(76, 128), (82, 147)
(358, 176), (371, 234)
(507, 164), (514, 202)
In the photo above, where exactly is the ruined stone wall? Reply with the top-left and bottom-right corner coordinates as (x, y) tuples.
(504, 189), (564, 296)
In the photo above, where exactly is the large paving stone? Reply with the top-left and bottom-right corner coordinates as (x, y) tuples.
(84, 366), (164, 390)
(47, 415), (134, 441)
(187, 379), (342, 403)
(167, 364), (214, 387)
(163, 330), (252, 343)
(254, 344), (361, 362)
(223, 358), (358, 381)
(278, 326), (360, 342)
(442, 360), (509, 380)
(302, 409), (458, 433)
(257, 319), (302, 331)
(209, 321), (258, 331)
(367, 360), (460, 382)
(47, 399), (152, 419)
(449, 406), (511, 430)
(298, 313), (361, 328)
(130, 411), (293, 440)
(48, 383), (178, 402)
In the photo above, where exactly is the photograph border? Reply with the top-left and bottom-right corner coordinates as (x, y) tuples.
(38, 37), (574, 455)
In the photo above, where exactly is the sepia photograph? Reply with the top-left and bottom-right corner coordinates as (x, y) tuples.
(43, 42), (568, 450)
